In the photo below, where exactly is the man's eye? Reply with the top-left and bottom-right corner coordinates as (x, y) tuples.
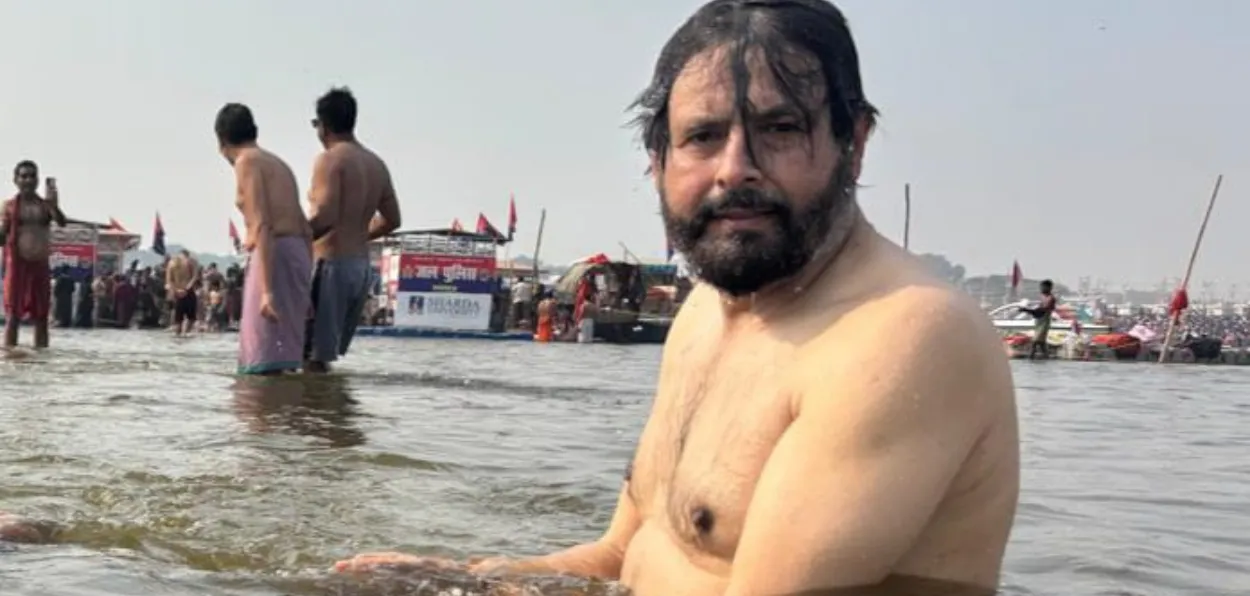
(765, 122), (803, 134)
(688, 131), (719, 144)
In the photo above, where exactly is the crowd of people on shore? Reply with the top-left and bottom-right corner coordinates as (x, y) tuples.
(1017, 289), (1250, 347)
(48, 257), (244, 332)
(1106, 310), (1250, 346)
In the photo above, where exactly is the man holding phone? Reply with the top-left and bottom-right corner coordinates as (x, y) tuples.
(0, 160), (67, 348)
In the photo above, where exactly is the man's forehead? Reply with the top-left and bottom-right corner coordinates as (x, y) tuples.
(668, 45), (827, 120)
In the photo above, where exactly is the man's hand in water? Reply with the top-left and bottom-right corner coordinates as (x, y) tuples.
(0, 512), (54, 543)
(260, 292), (279, 321)
(334, 552), (464, 574)
(334, 552), (512, 576)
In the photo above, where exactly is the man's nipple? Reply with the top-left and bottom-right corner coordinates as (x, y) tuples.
(691, 505), (715, 535)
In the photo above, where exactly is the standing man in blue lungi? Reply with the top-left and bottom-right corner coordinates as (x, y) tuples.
(304, 87), (403, 373)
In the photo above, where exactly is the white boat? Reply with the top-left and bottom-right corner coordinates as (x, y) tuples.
(986, 302), (1112, 336)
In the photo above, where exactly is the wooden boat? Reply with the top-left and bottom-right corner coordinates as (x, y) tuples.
(552, 256), (677, 345)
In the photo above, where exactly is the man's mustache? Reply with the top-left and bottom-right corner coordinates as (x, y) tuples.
(690, 188), (790, 230)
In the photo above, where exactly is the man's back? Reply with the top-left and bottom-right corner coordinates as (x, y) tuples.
(314, 143), (389, 259)
(237, 148), (309, 241)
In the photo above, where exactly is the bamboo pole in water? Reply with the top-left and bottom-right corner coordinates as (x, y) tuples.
(903, 183), (911, 250)
(531, 208), (547, 282)
(1158, 175), (1224, 363)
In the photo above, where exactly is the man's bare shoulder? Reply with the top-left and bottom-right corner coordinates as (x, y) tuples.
(357, 144), (391, 175)
(323, 142), (381, 163)
(315, 145), (350, 169)
(255, 147), (293, 168)
(856, 281), (997, 349)
(233, 149), (270, 177)
(661, 283), (717, 349)
(804, 277), (1011, 418)
(269, 151), (301, 184)
(652, 283), (721, 392)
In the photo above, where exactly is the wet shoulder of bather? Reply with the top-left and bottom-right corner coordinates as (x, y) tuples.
(804, 280), (1006, 403)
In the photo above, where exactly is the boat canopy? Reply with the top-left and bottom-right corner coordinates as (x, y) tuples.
(569, 252), (611, 266)
(552, 260), (637, 298)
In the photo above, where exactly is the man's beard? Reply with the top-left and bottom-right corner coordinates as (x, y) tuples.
(661, 159), (855, 297)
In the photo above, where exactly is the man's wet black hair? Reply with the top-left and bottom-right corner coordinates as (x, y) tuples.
(630, 0), (877, 168)
(215, 103), (259, 146)
(316, 87), (358, 135)
(13, 160), (37, 178)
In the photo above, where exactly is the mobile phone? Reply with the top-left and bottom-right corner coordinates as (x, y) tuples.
(46, 177), (57, 189)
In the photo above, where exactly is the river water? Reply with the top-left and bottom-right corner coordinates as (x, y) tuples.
(0, 330), (1245, 595)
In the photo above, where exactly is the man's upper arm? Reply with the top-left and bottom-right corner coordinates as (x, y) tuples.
(726, 295), (994, 594)
(376, 163), (401, 229)
(308, 152), (341, 230)
(592, 301), (707, 566)
(49, 201), (66, 227)
(596, 479), (643, 560)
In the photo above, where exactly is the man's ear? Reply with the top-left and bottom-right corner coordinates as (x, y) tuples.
(849, 113), (872, 182)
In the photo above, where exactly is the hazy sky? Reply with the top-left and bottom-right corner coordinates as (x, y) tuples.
(2, 0), (1247, 290)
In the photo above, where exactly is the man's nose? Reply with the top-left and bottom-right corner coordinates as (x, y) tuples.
(714, 127), (762, 190)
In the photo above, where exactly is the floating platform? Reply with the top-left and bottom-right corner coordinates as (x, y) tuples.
(354, 326), (533, 341)
(1006, 343), (1250, 365)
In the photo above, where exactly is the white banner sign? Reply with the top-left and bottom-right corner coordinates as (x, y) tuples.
(50, 225), (98, 245)
(393, 291), (492, 331)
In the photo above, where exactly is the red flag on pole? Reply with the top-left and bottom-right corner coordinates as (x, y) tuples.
(451, 218), (464, 232)
(1168, 288), (1189, 318)
(1010, 260), (1022, 291)
(507, 194), (517, 241)
(476, 213), (502, 239)
(152, 213), (166, 256)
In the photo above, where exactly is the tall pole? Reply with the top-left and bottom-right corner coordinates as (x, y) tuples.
(1158, 175), (1224, 363)
(502, 241), (512, 278)
(531, 208), (547, 282)
(617, 241), (642, 264)
(903, 183), (911, 250)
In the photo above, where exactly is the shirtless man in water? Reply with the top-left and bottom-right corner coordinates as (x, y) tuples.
(215, 102), (314, 375)
(303, 87), (402, 373)
(165, 249), (200, 336)
(337, 2), (1018, 594)
(1, 161), (67, 348)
